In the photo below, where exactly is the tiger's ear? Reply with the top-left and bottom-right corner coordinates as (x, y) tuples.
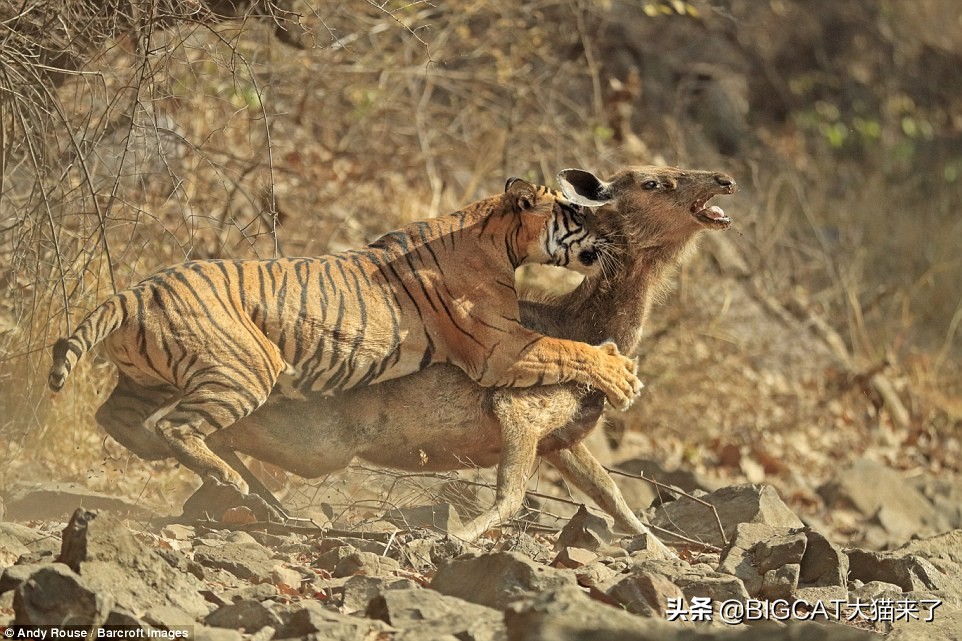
(504, 177), (537, 211)
(557, 169), (614, 207)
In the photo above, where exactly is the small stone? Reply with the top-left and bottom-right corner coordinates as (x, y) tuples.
(759, 564), (800, 600)
(799, 530), (849, 591)
(367, 588), (503, 641)
(341, 575), (418, 613)
(431, 551), (577, 610)
(551, 547), (599, 569)
(332, 551), (401, 578)
(312, 543), (360, 572)
(717, 523), (806, 597)
(604, 570), (684, 617)
(12, 564), (110, 626)
(555, 505), (617, 552)
(274, 600), (392, 639)
(193, 542), (277, 582)
(204, 599), (283, 633)
(847, 549), (954, 594)
(270, 566), (303, 593)
(651, 484), (803, 548)
(161, 524), (196, 541)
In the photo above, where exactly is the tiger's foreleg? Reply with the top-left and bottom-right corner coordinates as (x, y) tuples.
(482, 335), (643, 411)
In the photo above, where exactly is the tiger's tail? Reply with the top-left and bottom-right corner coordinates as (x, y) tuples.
(49, 294), (129, 392)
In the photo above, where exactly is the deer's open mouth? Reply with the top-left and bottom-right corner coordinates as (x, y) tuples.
(691, 197), (731, 229)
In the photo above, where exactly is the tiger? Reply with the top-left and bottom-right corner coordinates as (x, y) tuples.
(48, 178), (642, 494)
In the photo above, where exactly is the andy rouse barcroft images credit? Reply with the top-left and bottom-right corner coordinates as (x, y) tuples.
(2, 628), (191, 640)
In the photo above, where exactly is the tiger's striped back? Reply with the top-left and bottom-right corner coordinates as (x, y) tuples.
(48, 181), (603, 396)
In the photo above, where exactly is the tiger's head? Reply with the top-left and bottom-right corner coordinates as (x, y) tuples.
(504, 177), (607, 277)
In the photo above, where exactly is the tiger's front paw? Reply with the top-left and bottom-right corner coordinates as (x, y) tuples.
(595, 342), (643, 411)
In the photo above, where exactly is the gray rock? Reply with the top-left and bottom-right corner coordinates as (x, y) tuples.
(192, 541), (277, 582)
(384, 503), (463, 532)
(341, 575), (419, 613)
(367, 588), (503, 641)
(192, 626), (245, 641)
(630, 558), (750, 603)
(505, 584), (665, 641)
(650, 484), (803, 548)
(848, 580), (903, 600)
(672, 567), (750, 603)
(717, 523), (805, 598)
(312, 543), (360, 572)
(431, 551), (577, 610)
(220, 583), (278, 603)
(274, 600), (392, 639)
(204, 599), (283, 633)
(55, 509), (209, 618)
(556, 505), (617, 552)
(847, 549), (956, 594)
(332, 551), (402, 578)
(552, 547), (599, 569)
(760, 563), (800, 600)
(887, 610), (962, 641)
(12, 563), (111, 626)
(604, 570), (685, 617)
(0, 563), (48, 595)
(498, 532), (555, 563)
(757, 531), (808, 571)
(103, 608), (146, 628)
(141, 604), (196, 629)
(2, 483), (156, 521)
(796, 530), (849, 603)
(896, 530), (962, 570)
(818, 459), (947, 541)
(0, 523), (60, 567)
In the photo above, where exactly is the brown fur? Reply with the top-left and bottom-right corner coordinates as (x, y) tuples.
(48, 181), (643, 493)
(209, 166), (736, 549)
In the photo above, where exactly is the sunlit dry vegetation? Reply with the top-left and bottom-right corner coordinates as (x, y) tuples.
(1, 0), (960, 531)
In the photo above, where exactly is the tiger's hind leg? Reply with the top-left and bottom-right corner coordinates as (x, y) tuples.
(154, 368), (282, 493)
(95, 374), (177, 460)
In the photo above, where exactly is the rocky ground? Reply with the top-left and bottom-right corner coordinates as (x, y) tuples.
(2, 468), (962, 641)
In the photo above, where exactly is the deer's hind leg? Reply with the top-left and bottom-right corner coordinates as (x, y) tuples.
(95, 374), (178, 460)
(544, 441), (675, 558)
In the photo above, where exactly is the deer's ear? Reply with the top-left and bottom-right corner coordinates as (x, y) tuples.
(557, 169), (614, 207)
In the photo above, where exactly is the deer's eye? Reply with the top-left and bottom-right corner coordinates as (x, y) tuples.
(642, 180), (659, 190)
